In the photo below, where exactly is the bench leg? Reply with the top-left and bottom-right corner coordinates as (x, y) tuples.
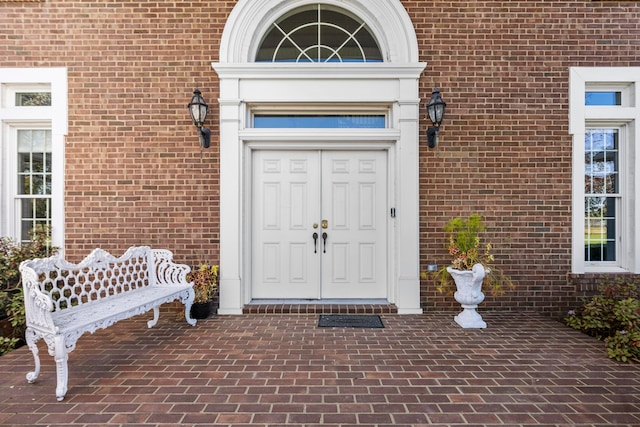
(53, 335), (69, 401)
(184, 304), (196, 326)
(183, 290), (196, 326)
(184, 304), (197, 326)
(147, 306), (160, 328)
(24, 328), (41, 384)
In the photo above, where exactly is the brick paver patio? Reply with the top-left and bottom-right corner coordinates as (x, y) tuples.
(0, 312), (639, 426)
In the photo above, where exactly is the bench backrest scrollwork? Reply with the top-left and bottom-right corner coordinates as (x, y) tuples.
(20, 246), (153, 313)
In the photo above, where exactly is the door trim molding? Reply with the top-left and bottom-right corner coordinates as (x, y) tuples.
(213, 74), (424, 315)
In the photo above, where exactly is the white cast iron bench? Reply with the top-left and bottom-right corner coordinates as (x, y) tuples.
(19, 246), (196, 401)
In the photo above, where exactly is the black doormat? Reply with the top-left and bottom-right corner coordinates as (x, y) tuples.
(317, 314), (384, 328)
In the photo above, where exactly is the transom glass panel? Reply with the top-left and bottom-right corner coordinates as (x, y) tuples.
(15, 92), (51, 107)
(585, 91), (621, 106)
(254, 114), (385, 128)
(584, 128), (619, 262)
(256, 4), (382, 62)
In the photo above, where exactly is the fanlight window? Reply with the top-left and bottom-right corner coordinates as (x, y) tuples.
(256, 4), (383, 62)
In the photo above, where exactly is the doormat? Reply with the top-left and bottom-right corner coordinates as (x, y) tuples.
(317, 314), (384, 328)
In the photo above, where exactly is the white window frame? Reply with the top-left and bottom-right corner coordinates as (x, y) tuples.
(0, 68), (67, 253)
(569, 67), (640, 274)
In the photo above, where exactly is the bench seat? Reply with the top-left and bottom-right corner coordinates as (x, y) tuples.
(51, 284), (193, 334)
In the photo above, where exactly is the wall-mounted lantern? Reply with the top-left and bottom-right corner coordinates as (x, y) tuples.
(188, 88), (211, 149)
(426, 87), (446, 148)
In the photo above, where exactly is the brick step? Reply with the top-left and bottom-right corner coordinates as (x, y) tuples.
(243, 302), (397, 315)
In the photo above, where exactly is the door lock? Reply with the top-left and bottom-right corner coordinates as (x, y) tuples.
(312, 223), (318, 229)
(321, 219), (328, 229)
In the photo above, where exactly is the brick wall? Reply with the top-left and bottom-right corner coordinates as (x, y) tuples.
(0, 1), (236, 268)
(413, 1), (640, 316)
(1, 0), (639, 314)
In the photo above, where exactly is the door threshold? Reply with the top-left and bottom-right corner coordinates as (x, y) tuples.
(243, 299), (397, 315)
(248, 299), (390, 305)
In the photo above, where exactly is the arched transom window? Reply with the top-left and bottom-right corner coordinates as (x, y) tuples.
(256, 4), (383, 62)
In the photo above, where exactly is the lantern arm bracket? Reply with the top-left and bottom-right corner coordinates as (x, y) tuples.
(199, 128), (211, 149)
(427, 127), (439, 149)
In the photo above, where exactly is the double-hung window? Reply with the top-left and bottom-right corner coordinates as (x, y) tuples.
(0, 68), (67, 249)
(569, 68), (640, 273)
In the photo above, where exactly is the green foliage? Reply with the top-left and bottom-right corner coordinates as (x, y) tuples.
(0, 290), (23, 356)
(566, 280), (640, 363)
(0, 227), (56, 356)
(423, 214), (515, 297)
(0, 227), (55, 293)
(0, 336), (19, 356)
(0, 292), (8, 314)
(444, 214), (487, 268)
(8, 290), (26, 329)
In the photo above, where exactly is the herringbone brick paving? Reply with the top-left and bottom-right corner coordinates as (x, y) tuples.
(0, 312), (638, 426)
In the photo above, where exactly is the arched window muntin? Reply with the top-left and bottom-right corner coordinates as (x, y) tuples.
(256, 4), (383, 63)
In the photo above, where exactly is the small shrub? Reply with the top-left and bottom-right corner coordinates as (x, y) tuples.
(188, 264), (218, 303)
(566, 279), (640, 362)
(8, 290), (26, 330)
(0, 227), (56, 356)
(0, 227), (54, 293)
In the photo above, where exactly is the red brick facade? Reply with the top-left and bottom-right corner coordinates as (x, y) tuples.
(1, 1), (639, 316)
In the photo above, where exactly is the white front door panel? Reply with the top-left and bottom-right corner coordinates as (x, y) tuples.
(321, 151), (387, 298)
(252, 151), (321, 298)
(252, 150), (386, 299)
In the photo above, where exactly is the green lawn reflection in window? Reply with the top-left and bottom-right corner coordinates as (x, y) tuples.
(254, 115), (385, 128)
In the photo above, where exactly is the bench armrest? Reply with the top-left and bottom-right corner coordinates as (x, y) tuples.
(19, 263), (56, 331)
(151, 249), (192, 285)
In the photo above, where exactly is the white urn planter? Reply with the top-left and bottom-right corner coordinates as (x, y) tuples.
(446, 263), (488, 328)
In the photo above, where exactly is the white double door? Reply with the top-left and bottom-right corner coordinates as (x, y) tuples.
(252, 150), (387, 300)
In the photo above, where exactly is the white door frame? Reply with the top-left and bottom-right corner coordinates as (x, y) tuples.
(212, 0), (425, 314)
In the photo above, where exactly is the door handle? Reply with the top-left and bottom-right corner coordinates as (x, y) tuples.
(322, 232), (328, 253)
(312, 232), (318, 253)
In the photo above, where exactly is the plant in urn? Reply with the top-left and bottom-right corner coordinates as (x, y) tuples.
(429, 214), (514, 328)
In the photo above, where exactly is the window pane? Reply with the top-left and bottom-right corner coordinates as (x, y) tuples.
(256, 4), (382, 62)
(31, 153), (44, 173)
(18, 168), (30, 194)
(20, 199), (51, 243)
(254, 115), (385, 128)
(18, 129), (32, 152)
(17, 130), (52, 196)
(584, 197), (616, 262)
(35, 198), (49, 217)
(21, 198), (33, 217)
(585, 91), (621, 106)
(15, 92), (51, 106)
(584, 129), (618, 195)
